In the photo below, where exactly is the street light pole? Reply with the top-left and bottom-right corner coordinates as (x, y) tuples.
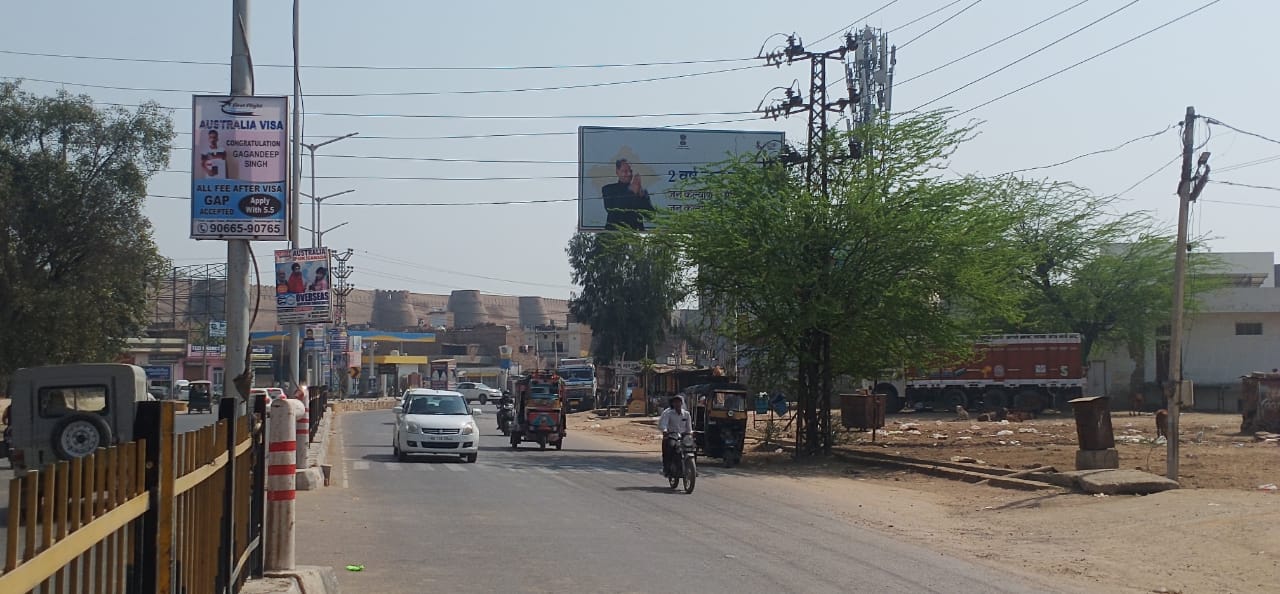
(300, 189), (354, 247)
(301, 133), (359, 248)
(300, 221), (350, 247)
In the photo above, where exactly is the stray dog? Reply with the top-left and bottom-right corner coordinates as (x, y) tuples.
(1006, 410), (1036, 422)
(1155, 409), (1169, 439)
(976, 407), (1008, 422)
(1130, 392), (1145, 416)
(954, 405), (970, 421)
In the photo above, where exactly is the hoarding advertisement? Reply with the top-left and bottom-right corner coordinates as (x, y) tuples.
(275, 247), (333, 324)
(303, 324), (327, 351)
(191, 95), (289, 241)
(577, 126), (784, 231)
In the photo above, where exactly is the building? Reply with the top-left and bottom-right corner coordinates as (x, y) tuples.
(1093, 252), (1280, 412)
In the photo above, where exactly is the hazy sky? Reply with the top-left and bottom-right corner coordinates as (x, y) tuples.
(5, 0), (1276, 300)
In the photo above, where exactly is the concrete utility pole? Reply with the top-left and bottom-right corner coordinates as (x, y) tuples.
(1167, 106), (1210, 481)
(225, 0), (253, 406)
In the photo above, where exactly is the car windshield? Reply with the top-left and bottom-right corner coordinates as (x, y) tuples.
(559, 369), (593, 381)
(407, 396), (468, 415)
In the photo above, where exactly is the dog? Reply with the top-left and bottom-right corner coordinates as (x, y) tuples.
(1006, 410), (1036, 422)
(954, 405), (970, 421)
(1130, 392), (1145, 416)
(1155, 409), (1169, 439)
(976, 407), (1008, 422)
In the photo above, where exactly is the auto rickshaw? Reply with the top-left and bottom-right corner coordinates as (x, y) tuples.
(687, 383), (748, 467)
(187, 380), (214, 413)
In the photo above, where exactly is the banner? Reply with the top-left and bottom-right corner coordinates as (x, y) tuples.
(328, 327), (349, 352)
(190, 95), (289, 241)
(577, 126), (784, 231)
(303, 324), (327, 351)
(275, 247), (333, 324)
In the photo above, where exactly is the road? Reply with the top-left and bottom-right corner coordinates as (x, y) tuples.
(297, 408), (1057, 594)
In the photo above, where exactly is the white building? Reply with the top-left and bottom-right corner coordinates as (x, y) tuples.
(1093, 251), (1280, 412)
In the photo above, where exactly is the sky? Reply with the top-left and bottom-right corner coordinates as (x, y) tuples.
(4, 0), (1278, 301)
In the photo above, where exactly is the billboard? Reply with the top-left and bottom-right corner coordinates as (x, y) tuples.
(303, 324), (327, 351)
(191, 95), (289, 241)
(577, 126), (784, 231)
(275, 247), (333, 324)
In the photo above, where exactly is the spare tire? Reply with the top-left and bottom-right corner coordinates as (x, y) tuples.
(51, 414), (112, 461)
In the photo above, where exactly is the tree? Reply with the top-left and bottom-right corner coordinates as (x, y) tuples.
(566, 232), (685, 365)
(0, 82), (174, 381)
(995, 179), (1220, 367)
(660, 114), (1026, 456)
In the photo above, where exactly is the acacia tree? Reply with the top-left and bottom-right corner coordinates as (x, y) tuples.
(0, 82), (173, 381)
(566, 232), (685, 364)
(660, 114), (1026, 456)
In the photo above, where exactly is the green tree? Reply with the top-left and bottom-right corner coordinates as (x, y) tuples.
(566, 232), (685, 365)
(0, 82), (174, 380)
(661, 114), (1026, 456)
(996, 179), (1220, 366)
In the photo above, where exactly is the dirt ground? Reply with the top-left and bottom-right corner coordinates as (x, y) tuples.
(569, 410), (1280, 593)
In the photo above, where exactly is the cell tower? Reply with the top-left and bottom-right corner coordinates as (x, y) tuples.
(843, 27), (895, 139)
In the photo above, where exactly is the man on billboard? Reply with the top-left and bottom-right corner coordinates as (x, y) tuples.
(286, 262), (306, 294)
(601, 159), (654, 230)
(198, 129), (227, 179)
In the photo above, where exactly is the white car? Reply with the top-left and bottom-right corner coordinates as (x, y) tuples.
(456, 381), (502, 405)
(393, 390), (478, 463)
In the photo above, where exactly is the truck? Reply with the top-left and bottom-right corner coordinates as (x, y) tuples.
(876, 334), (1086, 413)
(556, 357), (597, 413)
(509, 370), (566, 450)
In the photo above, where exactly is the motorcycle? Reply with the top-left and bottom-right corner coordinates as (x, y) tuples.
(663, 433), (697, 494)
(496, 401), (515, 436)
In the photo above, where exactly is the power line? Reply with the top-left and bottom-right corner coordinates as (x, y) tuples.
(358, 250), (570, 290)
(1217, 154), (1280, 173)
(994, 123), (1176, 176)
(101, 101), (754, 120)
(896, 0), (1093, 87)
(901, 0), (1142, 116)
(4, 64), (761, 98)
(1209, 180), (1280, 193)
(147, 193), (575, 206)
(889, 0), (968, 34)
(813, 0), (903, 45)
(1201, 198), (1280, 209)
(1115, 153), (1181, 198)
(948, 0), (1224, 120)
(899, 0), (984, 49)
(0, 48), (752, 71)
(1200, 116), (1280, 147)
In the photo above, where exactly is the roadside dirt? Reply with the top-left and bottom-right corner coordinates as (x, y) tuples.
(570, 410), (1280, 593)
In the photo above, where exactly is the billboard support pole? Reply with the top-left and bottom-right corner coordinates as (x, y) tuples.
(288, 0), (304, 391)
(225, 0), (253, 408)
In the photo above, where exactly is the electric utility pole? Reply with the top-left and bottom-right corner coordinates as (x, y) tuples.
(289, 0), (304, 391)
(759, 33), (857, 457)
(332, 249), (355, 396)
(225, 0), (253, 407)
(1167, 106), (1210, 481)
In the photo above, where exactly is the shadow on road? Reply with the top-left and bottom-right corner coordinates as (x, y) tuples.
(614, 485), (681, 494)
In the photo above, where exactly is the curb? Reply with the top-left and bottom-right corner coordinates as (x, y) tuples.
(298, 406), (334, 491)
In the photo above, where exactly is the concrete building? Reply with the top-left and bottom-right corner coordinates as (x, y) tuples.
(1092, 251), (1280, 412)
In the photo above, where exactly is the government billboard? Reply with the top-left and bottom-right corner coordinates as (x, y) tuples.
(191, 95), (289, 241)
(577, 126), (784, 231)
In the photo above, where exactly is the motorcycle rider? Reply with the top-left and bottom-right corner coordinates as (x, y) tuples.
(497, 390), (515, 430)
(658, 395), (693, 476)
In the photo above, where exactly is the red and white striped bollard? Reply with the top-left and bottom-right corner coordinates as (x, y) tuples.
(266, 398), (304, 571)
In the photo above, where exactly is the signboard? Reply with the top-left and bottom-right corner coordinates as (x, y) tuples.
(303, 324), (327, 351)
(275, 247), (333, 324)
(208, 320), (227, 337)
(428, 359), (457, 390)
(190, 95), (289, 240)
(577, 126), (784, 231)
(142, 365), (172, 381)
(188, 345), (226, 358)
(328, 327), (349, 352)
(250, 345), (274, 361)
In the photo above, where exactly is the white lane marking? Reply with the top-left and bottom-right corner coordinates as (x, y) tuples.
(414, 463), (434, 471)
(385, 462), (402, 471)
(352, 461), (370, 471)
(507, 467), (527, 473)
(445, 464), (466, 472)
(535, 467), (556, 474)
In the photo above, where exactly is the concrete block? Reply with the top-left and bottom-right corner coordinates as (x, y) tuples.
(239, 577), (301, 594)
(295, 467), (324, 491)
(1075, 448), (1119, 470)
(267, 566), (341, 594)
(1061, 469), (1181, 495)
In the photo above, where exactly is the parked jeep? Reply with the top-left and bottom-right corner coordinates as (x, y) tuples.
(5, 364), (153, 475)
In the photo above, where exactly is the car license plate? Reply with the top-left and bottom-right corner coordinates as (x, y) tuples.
(424, 435), (451, 441)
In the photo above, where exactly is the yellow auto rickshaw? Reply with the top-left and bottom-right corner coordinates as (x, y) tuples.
(687, 383), (749, 467)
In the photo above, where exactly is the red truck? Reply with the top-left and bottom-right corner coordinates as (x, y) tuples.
(873, 334), (1086, 413)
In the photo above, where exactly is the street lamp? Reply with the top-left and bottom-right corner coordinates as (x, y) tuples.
(297, 132), (359, 248)
(300, 221), (350, 246)
(300, 189), (354, 247)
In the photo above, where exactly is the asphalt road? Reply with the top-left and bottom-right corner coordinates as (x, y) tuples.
(296, 409), (1056, 594)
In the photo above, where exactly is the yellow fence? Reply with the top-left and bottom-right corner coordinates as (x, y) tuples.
(0, 400), (264, 593)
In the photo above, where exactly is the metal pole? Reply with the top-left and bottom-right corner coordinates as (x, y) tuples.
(288, 0), (303, 392)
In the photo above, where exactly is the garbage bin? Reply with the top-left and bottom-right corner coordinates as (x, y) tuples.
(1068, 396), (1115, 450)
(841, 392), (886, 431)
